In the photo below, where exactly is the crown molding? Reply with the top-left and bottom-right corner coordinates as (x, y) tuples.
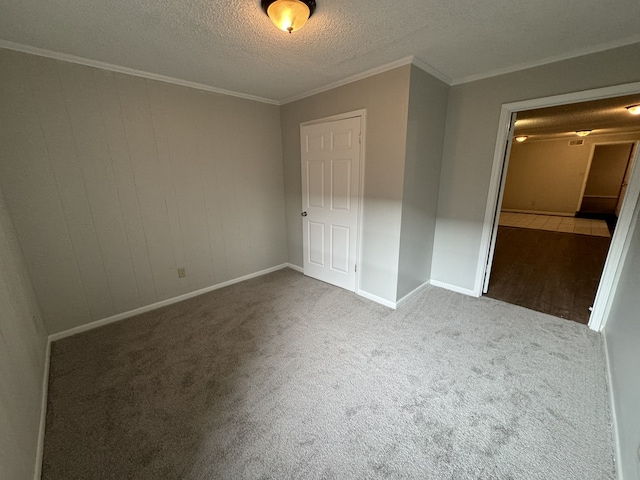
(451, 34), (640, 86)
(0, 40), (280, 105)
(409, 57), (452, 85)
(281, 56), (417, 105)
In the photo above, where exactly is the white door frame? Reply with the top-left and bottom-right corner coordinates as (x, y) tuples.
(300, 109), (367, 293)
(477, 81), (640, 331)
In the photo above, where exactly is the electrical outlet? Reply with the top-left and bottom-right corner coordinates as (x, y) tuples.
(178, 268), (187, 278)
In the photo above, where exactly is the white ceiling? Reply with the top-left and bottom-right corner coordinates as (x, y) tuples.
(0, 0), (639, 103)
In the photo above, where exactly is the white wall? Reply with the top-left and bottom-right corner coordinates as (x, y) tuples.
(0, 49), (288, 334)
(280, 65), (412, 303)
(503, 133), (640, 215)
(397, 66), (449, 300)
(604, 203), (640, 480)
(0, 185), (48, 480)
(432, 43), (640, 292)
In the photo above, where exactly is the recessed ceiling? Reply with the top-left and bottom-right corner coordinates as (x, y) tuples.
(515, 94), (640, 138)
(0, 0), (639, 103)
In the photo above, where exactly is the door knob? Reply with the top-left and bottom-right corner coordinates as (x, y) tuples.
(301, 211), (308, 217)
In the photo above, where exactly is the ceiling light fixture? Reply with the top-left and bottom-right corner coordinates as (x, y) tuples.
(575, 130), (592, 137)
(515, 136), (528, 142)
(262, 0), (316, 33)
(626, 104), (640, 115)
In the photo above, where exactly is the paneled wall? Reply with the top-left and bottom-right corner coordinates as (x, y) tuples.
(0, 185), (48, 480)
(0, 49), (287, 334)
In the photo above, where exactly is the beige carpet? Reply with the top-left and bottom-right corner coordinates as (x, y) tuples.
(42, 268), (615, 479)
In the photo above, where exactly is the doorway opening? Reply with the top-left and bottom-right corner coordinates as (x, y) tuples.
(479, 86), (640, 330)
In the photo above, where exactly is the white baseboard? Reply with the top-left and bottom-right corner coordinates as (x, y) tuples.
(501, 208), (575, 217)
(603, 333), (624, 480)
(34, 338), (51, 480)
(49, 263), (293, 342)
(395, 280), (431, 308)
(356, 289), (396, 309)
(288, 263), (396, 308)
(429, 280), (479, 297)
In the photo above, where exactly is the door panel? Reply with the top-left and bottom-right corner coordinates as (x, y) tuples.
(330, 225), (349, 273)
(331, 159), (351, 211)
(308, 221), (325, 266)
(307, 161), (324, 208)
(301, 116), (361, 291)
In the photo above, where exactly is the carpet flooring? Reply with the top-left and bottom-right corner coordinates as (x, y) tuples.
(42, 268), (615, 479)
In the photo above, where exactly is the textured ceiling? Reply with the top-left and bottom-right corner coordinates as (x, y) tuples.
(0, 0), (639, 102)
(515, 94), (640, 138)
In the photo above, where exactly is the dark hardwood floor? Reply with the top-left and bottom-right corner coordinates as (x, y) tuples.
(484, 226), (611, 324)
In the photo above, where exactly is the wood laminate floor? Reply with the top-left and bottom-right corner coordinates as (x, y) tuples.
(484, 226), (612, 324)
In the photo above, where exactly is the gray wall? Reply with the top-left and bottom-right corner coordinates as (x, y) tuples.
(604, 203), (640, 480)
(0, 186), (48, 480)
(432, 43), (640, 291)
(503, 133), (640, 215)
(280, 65), (411, 303)
(0, 49), (288, 334)
(397, 66), (449, 300)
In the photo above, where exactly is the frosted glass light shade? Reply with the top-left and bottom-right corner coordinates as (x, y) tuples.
(575, 130), (592, 137)
(627, 105), (640, 115)
(267, 0), (310, 33)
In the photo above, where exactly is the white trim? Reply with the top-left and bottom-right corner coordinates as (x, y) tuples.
(451, 34), (640, 86)
(356, 112), (367, 294)
(501, 208), (575, 217)
(282, 56), (452, 105)
(482, 112), (517, 294)
(282, 57), (415, 105)
(496, 82), (640, 114)
(49, 264), (292, 341)
(475, 108), (514, 297)
(300, 109), (366, 127)
(589, 146), (640, 331)
(602, 333), (624, 480)
(356, 289), (397, 309)
(409, 57), (452, 85)
(430, 280), (479, 297)
(0, 40), (279, 106)
(300, 110), (367, 295)
(285, 262), (304, 273)
(477, 81), (640, 331)
(33, 339), (51, 480)
(395, 280), (431, 308)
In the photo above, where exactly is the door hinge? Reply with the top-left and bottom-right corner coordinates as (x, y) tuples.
(359, 132), (362, 144)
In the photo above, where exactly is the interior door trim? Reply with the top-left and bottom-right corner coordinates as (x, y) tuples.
(300, 109), (366, 294)
(477, 81), (640, 332)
